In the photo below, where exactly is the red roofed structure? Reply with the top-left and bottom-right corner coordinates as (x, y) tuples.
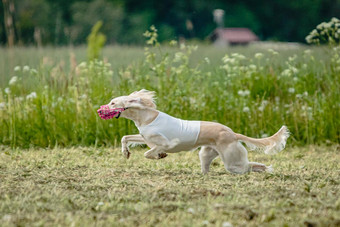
(209, 28), (259, 46)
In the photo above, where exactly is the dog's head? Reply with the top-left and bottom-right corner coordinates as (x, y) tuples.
(108, 89), (156, 110)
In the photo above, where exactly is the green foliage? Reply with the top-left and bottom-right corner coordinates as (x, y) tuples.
(87, 21), (106, 60)
(1, 0), (340, 45)
(306, 17), (340, 45)
(0, 146), (339, 226)
(15, 0), (52, 44)
(0, 28), (339, 148)
(71, 0), (123, 44)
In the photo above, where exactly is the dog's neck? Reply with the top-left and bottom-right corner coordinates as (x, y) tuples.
(121, 108), (159, 127)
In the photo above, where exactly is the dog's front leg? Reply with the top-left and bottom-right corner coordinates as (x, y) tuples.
(121, 134), (145, 159)
(144, 146), (168, 160)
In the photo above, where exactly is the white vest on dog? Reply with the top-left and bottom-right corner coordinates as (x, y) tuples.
(137, 111), (201, 152)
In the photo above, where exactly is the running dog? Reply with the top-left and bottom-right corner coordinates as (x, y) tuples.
(106, 89), (289, 174)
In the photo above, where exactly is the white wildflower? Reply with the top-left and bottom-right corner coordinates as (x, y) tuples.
(4, 87), (10, 94)
(97, 202), (104, 206)
(291, 67), (298, 74)
(244, 90), (250, 96)
(174, 52), (184, 62)
(15, 97), (24, 102)
(249, 64), (257, 71)
(238, 90), (250, 97)
(268, 49), (279, 55)
(243, 106), (250, 113)
(0, 102), (6, 109)
(258, 106), (265, 112)
(169, 40), (177, 46)
(288, 88), (295, 93)
(304, 49), (312, 55)
(204, 57), (210, 64)
(261, 100), (269, 106)
(222, 222), (233, 227)
(324, 22), (331, 28)
(202, 220), (210, 225)
(26, 92), (37, 100)
(78, 62), (87, 68)
(80, 94), (87, 99)
(187, 208), (195, 214)
(275, 96), (280, 102)
(30, 69), (38, 74)
(23, 65), (30, 72)
(57, 97), (63, 102)
(288, 55), (297, 62)
(229, 58), (236, 64)
(258, 100), (268, 112)
(9, 76), (18, 85)
(14, 66), (21, 72)
(2, 214), (12, 222)
(222, 55), (229, 63)
(281, 69), (291, 77)
(303, 91), (308, 96)
(237, 54), (246, 60)
(316, 23), (324, 30)
(254, 53), (263, 59)
(180, 43), (186, 50)
(119, 218), (125, 223)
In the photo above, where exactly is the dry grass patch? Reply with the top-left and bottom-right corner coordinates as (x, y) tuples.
(0, 145), (339, 226)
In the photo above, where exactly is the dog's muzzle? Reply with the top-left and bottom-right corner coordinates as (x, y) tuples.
(97, 105), (128, 120)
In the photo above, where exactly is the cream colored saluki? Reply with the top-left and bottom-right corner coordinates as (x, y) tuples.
(108, 89), (289, 174)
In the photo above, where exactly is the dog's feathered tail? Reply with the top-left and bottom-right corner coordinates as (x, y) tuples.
(236, 126), (290, 155)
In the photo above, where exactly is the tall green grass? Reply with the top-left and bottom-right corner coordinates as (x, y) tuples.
(0, 40), (339, 148)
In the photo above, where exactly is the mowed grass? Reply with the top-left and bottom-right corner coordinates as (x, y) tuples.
(0, 146), (339, 226)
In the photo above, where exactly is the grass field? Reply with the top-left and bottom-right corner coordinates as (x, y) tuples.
(0, 33), (339, 226)
(0, 146), (339, 226)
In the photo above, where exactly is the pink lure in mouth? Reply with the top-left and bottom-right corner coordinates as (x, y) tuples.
(97, 105), (127, 120)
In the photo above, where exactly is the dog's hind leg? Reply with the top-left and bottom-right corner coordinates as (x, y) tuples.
(199, 146), (219, 174)
(217, 141), (250, 174)
(121, 134), (145, 159)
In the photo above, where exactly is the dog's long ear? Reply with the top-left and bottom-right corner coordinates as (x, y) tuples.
(128, 89), (156, 109)
(128, 97), (141, 103)
(124, 97), (144, 109)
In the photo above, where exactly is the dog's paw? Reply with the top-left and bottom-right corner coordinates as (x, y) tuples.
(158, 153), (168, 159)
(122, 147), (131, 159)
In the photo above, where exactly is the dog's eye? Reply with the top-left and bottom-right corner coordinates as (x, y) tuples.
(110, 102), (115, 105)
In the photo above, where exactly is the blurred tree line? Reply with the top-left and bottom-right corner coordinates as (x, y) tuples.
(1, 0), (339, 46)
